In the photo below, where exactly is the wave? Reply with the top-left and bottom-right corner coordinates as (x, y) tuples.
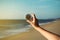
(0, 27), (31, 38)
(0, 24), (31, 38)
(0, 20), (56, 38)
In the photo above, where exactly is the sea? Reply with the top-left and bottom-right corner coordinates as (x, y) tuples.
(0, 19), (56, 38)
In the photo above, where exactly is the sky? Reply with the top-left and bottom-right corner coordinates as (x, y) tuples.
(0, 0), (60, 19)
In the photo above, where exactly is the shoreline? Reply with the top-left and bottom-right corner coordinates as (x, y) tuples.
(0, 20), (60, 40)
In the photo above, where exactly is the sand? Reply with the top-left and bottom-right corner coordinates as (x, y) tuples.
(0, 20), (60, 40)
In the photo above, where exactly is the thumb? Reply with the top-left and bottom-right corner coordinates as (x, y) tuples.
(26, 20), (32, 24)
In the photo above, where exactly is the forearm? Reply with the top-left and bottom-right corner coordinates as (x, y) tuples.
(33, 25), (60, 40)
(26, 14), (60, 40)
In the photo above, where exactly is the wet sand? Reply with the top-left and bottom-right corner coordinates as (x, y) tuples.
(0, 20), (60, 40)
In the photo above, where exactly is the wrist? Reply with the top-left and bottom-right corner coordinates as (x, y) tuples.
(32, 24), (40, 27)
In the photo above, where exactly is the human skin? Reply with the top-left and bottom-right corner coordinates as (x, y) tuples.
(26, 14), (60, 40)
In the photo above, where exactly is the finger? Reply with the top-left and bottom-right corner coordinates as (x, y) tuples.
(33, 14), (36, 18)
(26, 20), (32, 24)
(31, 14), (36, 21)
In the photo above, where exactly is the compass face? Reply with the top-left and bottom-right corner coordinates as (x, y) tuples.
(26, 14), (33, 21)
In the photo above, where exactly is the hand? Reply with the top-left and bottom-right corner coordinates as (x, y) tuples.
(26, 14), (39, 27)
(26, 14), (60, 40)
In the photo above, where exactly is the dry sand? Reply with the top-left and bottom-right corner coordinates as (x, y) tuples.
(0, 20), (60, 40)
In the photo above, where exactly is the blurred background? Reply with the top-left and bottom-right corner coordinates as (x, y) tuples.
(0, 0), (60, 40)
(0, 0), (60, 19)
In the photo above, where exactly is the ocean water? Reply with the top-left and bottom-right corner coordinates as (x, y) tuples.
(0, 19), (55, 38)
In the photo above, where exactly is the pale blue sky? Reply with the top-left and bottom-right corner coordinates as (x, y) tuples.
(0, 0), (60, 19)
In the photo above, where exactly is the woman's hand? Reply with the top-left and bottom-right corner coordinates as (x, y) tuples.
(26, 14), (39, 27)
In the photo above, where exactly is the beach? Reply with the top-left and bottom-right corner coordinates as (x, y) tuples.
(0, 19), (60, 40)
